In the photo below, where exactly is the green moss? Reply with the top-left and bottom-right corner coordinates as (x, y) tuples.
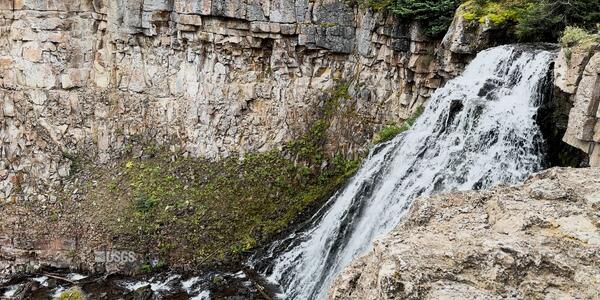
(373, 125), (402, 144)
(138, 262), (153, 274)
(80, 83), (361, 267)
(57, 288), (86, 300)
(373, 106), (424, 144)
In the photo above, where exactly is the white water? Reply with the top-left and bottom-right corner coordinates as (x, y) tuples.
(253, 45), (555, 299)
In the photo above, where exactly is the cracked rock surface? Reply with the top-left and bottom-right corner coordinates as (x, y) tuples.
(329, 167), (600, 300)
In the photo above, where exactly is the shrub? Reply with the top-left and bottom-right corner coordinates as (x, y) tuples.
(374, 106), (425, 144)
(560, 26), (597, 48)
(357, 0), (460, 38)
(374, 124), (402, 144)
(462, 0), (522, 26)
(463, 0), (600, 42)
(388, 0), (460, 37)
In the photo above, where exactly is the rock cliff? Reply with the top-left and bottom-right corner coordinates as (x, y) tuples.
(0, 0), (481, 202)
(0, 0), (498, 283)
(555, 43), (600, 166)
(329, 167), (600, 299)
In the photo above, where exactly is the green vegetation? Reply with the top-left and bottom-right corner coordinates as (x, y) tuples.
(374, 124), (403, 144)
(57, 288), (85, 300)
(82, 84), (360, 267)
(62, 152), (82, 177)
(355, 0), (600, 42)
(357, 0), (460, 37)
(462, 0), (522, 25)
(559, 26), (599, 61)
(462, 0), (600, 41)
(560, 26), (599, 48)
(320, 22), (339, 27)
(374, 106), (425, 144)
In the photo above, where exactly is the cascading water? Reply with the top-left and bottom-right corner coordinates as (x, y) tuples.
(252, 45), (556, 299)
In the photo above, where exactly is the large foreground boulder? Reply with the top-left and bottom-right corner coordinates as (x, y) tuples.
(329, 167), (600, 299)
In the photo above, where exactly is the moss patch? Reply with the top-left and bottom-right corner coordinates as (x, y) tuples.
(373, 106), (424, 144)
(57, 287), (86, 300)
(72, 83), (361, 269)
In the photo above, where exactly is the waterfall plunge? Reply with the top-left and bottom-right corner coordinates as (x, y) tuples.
(253, 45), (556, 299)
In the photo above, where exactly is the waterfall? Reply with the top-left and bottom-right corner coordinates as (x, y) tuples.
(252, 45), (556, 299)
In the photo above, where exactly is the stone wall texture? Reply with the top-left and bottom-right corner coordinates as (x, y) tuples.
(555, 45), (600, 166)
(0, 0), (479, 202)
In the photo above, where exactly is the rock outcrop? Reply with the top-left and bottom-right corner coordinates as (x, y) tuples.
(0, 0), (479, 202)
(555, 44), (600, 166)
(329, 167), (600, 299)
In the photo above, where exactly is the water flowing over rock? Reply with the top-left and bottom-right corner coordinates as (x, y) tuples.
(328, 167), (600, 299)
(0, 0), (475, 202)
(252, 45), (555, 299)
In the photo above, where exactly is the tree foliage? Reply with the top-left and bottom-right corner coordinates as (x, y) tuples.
(359, 0), (600, 42)
(388, 0), (460, 37)
(358, 0), (460, 38)
(466, 0), (600, 42)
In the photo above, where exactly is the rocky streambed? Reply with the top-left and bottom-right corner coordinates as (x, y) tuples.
(1, 268), (275, 299)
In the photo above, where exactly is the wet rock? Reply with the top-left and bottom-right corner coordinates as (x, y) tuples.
(131, 285), (155, 300)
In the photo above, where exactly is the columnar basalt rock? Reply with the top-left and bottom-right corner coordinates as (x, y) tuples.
(555, 44), (600, 166)
(0, 0), (475, 202)
(329, 167), (600, 299)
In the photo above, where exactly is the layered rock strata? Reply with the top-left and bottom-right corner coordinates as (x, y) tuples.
(329, 167), (600, 299)
(555, 44), (600, 166)
(0, 0), (481, 202)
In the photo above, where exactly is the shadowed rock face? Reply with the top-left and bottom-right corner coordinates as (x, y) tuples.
(0, 0), (478, 203)
(329, 167), (600, 300)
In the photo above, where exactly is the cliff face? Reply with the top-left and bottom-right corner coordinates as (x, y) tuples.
(329, 167), (600, 299)
(555, 44), (600, 166)
(0, 0), (481, 202)
(0, 0), (497, 282)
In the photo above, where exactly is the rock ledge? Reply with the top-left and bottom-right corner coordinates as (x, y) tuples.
(329, 167), (600, 300)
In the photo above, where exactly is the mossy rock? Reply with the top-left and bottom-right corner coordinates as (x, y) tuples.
(67, 83), (362, 269)
(56, 287), (86, 300)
